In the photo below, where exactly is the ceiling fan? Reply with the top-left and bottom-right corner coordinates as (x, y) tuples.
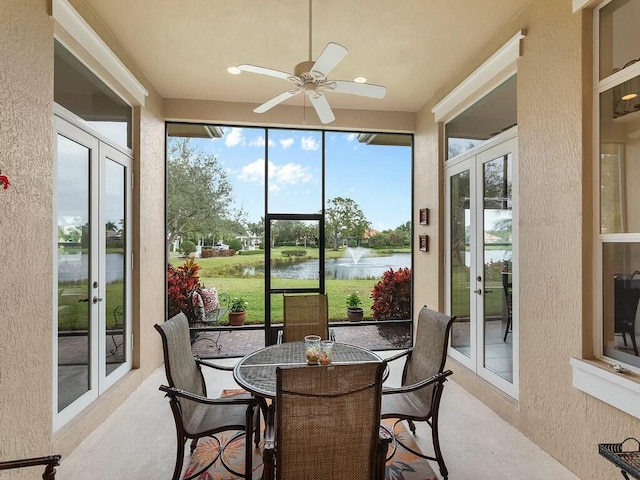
(234, 0), (386, 124)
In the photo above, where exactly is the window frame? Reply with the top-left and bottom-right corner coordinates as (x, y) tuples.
(572, 0), (640, 420)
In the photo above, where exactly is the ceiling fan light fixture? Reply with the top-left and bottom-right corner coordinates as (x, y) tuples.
(227, 66), (242, 75)
(354, 76), (367, 83)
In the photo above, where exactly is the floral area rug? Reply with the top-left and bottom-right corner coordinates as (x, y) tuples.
(183, 391), (438, 480)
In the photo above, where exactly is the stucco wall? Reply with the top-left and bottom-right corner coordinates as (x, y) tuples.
(413, 0), (640, 478)
(0, 0), (56, 467)
(0, 0), (167, 468)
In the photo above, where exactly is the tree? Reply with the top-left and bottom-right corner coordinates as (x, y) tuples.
(326, 197), (370, 250)
(166, 138), (234, 250)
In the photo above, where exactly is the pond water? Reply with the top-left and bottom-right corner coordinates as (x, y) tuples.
(246, 251), (411, 280)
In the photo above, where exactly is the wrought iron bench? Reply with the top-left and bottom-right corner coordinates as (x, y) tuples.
(0, 455), (62, 479)
(192, 291), (230, 350)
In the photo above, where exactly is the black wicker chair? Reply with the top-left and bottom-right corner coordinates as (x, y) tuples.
(155, 312), (259, 479)
(0, 455), (61, 479)
(381, 306), (455, 480)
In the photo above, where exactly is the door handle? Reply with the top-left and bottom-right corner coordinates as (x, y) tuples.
(473, 289), (482, 295)
(78, 298), (89, 303)
(92, 296), (103, 304)
(485, 289), (493, 294)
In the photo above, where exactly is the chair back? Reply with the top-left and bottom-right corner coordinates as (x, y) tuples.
(154, 312), (206, 419)
(275, 362), (386, 479)
(282, 294), (329, 342)
(402, 306), (455, 413)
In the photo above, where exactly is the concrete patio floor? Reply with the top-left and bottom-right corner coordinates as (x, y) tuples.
(57, 350), (582, 480)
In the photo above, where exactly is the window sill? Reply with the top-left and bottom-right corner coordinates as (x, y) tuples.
(571, 357), (640, 419)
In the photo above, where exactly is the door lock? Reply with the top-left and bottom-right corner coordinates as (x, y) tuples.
(473, 289), (482, 295)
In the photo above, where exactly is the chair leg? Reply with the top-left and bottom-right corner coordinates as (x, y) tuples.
(431, 410), (448, 480)
(172, 437), (186, 480)
(245, 405), (254, 479)
(407, 419), (416, 434)
(503, 316), (512, 342)
(631, 332), (639, 356)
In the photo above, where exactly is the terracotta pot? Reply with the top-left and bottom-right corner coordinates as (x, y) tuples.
(347, 307), (364, 322)
(228, 311), (246, 326)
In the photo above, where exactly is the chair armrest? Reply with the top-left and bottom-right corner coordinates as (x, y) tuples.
(159, 385), (257, 406)
(196, 357), (235, 371)
(384, 348), (413, 364)
(382, 370), (453, 395)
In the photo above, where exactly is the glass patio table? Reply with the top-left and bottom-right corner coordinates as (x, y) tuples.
(233, 341), (384, 399)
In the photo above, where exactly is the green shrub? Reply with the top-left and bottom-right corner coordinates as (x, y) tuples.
(238, 249), (264, 256)
(180, 240), (196, 257)
(228, 238), (243, 252)
(281, 249), (307, 258)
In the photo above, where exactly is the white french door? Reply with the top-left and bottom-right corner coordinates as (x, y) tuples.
(446, 131), (518, 399)
(53, 114), (132, 429)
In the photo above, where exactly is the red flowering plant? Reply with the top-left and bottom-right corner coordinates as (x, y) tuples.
(167, 257), (203, 323)
(371, 267), (412, 320)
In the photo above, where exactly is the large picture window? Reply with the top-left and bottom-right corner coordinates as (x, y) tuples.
(166, 124), (413, 357)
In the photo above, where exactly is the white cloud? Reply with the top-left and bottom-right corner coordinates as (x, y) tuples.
(347, 133), (358, 142)
(272, 162), (312, 184)
(225, 127), (244, 147)
(238, 159), (265, 183)
(237, 159), (312, 188)
(249, 135), (275, 147)
(279, 138), (294, 149)
(301, 136), (319, 151)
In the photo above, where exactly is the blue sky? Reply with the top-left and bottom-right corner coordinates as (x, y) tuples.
(188, 127), (412, 232)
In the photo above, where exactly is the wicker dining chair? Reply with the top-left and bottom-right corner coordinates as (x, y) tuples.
(381, 306), (455, 480)
(155, 312), (259, 480)
(0, 455), (61, 479)
(278, 294), (335, 343)
(262, 362), (390, 480)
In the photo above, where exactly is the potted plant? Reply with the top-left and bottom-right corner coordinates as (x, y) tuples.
(346, 292), (364, 322)
(228, 297), (248, 326)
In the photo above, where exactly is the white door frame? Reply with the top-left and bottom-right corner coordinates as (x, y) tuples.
(53, 113), (132, 430)
(445, 129), (519, 399)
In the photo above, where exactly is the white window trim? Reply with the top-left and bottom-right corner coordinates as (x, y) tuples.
(432, 30), (525, 123)
(570, 0), (640, 419)
(571, 358), (640, 418)
(51, 0), (148, 106)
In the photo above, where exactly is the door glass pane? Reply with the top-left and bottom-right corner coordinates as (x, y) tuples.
(267, 130), (322, 214)
(482, 154), (513, 383)
(56, 135), (91, 411)
(105, 159), (126, 375)
(269, 219), (320, 291)
(450, 170), (471, 357)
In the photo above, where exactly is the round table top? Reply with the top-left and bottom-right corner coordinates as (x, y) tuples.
(233, 341), (382, 399)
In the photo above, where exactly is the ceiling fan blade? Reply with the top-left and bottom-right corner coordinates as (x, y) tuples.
(254, 89), (302, 113)
(309, 92), (335, 124)
(330, 80), (387, 99)
(237, 64), (295, 82)
(311, 42), (348, 77)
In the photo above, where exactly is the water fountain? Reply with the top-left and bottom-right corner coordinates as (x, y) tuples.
(345, 246), (369, 264)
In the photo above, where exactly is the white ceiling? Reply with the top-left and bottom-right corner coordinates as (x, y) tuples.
(83, 0), (532, 114)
